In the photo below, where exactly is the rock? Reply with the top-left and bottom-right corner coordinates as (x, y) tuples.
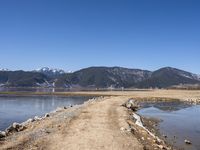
(0, 131), (6, 138)
(154, 138), (162, 145)
(126, 127), (131, 132)
(28, 118), (35, 122)
(126, 102), (132, 108)
(6, 122), (25, 133)
(12, 122), (20, 129)
(184, 139), (192, 144)
(123, 99), (139, 111)
(130, 104), (139, 111)
(141, 137), (145, 140)
(13, 122), (25, 132)
(34, 116), (42, 121)
(55, 107), (63, 112)
(6, 125), (15, 133)
(163, 134), (167, 138)
(157, 145), (167, 150)
(63, 106), (67, 109)
(45, 113), (50, 118)
(120, 127), (125, 131)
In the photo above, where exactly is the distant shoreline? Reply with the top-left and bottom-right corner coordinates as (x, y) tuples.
(0, 89), (200, 102)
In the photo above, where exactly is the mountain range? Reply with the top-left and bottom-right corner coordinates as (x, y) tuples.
(0, 67), (199, 89)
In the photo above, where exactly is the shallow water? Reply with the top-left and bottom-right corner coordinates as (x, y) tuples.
(0, 96), (91, 131)
(137, 101), (200, 150)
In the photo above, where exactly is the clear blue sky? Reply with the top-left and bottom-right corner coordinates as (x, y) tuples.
(0, 0), (199, 73)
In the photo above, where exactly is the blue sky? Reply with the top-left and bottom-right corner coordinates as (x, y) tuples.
(0, 0), (199, 73)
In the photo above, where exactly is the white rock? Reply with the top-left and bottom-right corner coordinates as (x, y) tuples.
(6, 122), (25, 133)
(0, 131), (6, 138)
(12, 122), (25, 132)
(141, 137), (145, 140)
(120, 127), (125, 131)
(45, 113), (50, 118)
(12, 122), (21, 129)
(34, 116), (42, 121)
(185, 139), (192, 144)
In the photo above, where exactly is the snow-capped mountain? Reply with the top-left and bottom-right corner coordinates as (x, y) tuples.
(34, 67), (66, 77)
(0, 68), (10, 71)
(36, 67), (65, 74)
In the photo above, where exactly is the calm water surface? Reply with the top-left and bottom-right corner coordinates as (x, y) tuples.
(0, 96), (91, 131)
(138, 101), (200, 150)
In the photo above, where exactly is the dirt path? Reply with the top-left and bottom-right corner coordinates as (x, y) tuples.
(47, 96), (143, 150)
(1, 96), (143, 150)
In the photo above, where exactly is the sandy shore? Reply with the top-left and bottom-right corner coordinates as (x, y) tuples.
(0, 90), (200, 150)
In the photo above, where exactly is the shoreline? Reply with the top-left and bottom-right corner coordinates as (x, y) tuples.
(0, 90), (200, 149)
(0, 89), (200, 102)
(123, 99), (173, 150)
(0, 96), (101, 136)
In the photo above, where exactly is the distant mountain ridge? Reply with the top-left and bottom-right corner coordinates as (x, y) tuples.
(0, 71), (50, 87)
(0, 68), (10, 71)
(55, 67), (152, 88)
(136, 67), (200, 88)
(34, 67), (66, 77)
(0, 66), (199, 88)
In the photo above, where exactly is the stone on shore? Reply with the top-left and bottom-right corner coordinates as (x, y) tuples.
(123, 99), (139, 111)
(45, 113), (50, 118)
(34, 116), (42, 121)
(6, 122), (26, 133)
(184, 139), (192, 144)
(0, 131), (6, 138)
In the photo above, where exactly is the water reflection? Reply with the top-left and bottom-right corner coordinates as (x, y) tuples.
(0, 96), (91, 130)
(139, 100), (191, 111)
(138, 102), (200, 150)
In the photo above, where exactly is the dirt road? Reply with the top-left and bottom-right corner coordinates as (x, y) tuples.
(1, 96), (143, 150)
(48, 96), (143, 150)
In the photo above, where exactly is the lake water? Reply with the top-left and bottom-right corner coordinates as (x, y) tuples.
(137, 101), (200, 150)
(0, 87), (70, 92)
(0, 96), (91, 131)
